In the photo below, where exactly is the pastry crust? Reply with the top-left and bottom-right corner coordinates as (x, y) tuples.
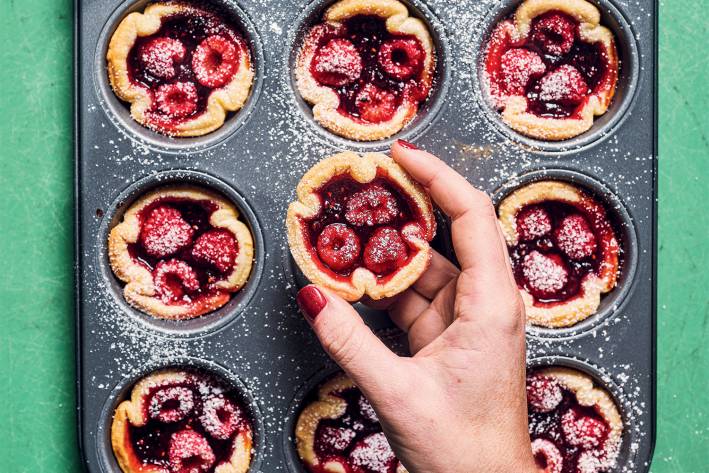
(108, 185), (254, 319)
(295, 0), (435, 141)
(287, 152), (435, 301)
(498, 181), (619, 328)
(107, 2), (254, 137)
(484, 0), (618, 141)
(111, 369), (253, 473)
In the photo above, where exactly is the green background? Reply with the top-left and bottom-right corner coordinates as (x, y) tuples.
(0, 0), (706, 470)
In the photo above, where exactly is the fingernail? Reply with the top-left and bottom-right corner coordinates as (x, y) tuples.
(296, 285), (327, 322)
(396, 139), (418, 150)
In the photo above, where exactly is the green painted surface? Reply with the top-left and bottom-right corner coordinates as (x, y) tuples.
(0, 0), (706, 471)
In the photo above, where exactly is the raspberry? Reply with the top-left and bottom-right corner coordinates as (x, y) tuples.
(199, 395), (241, 440)
(155, 81), (199, 118)
(358, 395), (379, 424)
(192, 35), (240, 88)
(312, 38), (363, 87)
(317, 426), (357, 454)
(348, 432), (396, 473)
(516, 205), (552, 241)
(531, 438), (563, 473)
(190, 229), (238, 273)
(531, 12), (578, 56)
(168, 430), (215, 473)
(139, 205), (194, 258)
(355, 83), (397, 123)
(377, 38), (424, 80)
(138, 37), (186, 80)
(526, 374), (563, 413)
(499, 48), (546, 95)
(363, 227), (408, 275)
(538, 65), (589, 105)
(521, 251), (569, 298)
(316, 223), (361, 272)
(561, 407), (609, 449)
(553, 214), (597, 261)
(345, 184), (399, 227)
(153, 259), (200, 303)
(148, 386), (195, 423)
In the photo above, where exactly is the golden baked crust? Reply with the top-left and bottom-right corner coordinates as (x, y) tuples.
(498, 181), (619, 328)
(106, 2), (254, 137)
(484, 0), (618, 141)
(108, 185), (254, 319)
(287, 152), (435, 301)
(111, 369), (252, 473)
(295, 0), (435, 141)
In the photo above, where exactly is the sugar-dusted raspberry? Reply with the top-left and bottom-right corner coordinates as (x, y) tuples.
(516, 205), (552, 241)
(349, 432), (396, 473)
(313, 38), (363, 87)
(140, 205), (195, 258)
(500, 48), (547, 95)
(521, 250), (569, 298)
(561, 407), (609, 450)
(138, 37), (186, 80)
(190, 229), (238, 273)
(363, 227), (408, 275)
(553, 213), (597, 261)
(199, 395), (242, 440)
(355, 83), (397, 123)
(345, 184), (399, 227)
(317, 426), (357, 454)
(531, 438), (563, 473)
(155, 81), (199, 118)
(377, 38), (424, 81)
(168, 429), (215, 473)
(526, 373), (563, 413)
(192, 35), (240, 88)
(148, 386), (195, 423)
(577, 450), (607, 473)
(316, 223), (361, 272)
(531, 12), (578, 56)
(358, 395), (379, 424)
(538, 65), (589, 105)
(153, 259), (200, 302)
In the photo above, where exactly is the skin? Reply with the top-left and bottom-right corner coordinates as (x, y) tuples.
(298, 142), (541, 473)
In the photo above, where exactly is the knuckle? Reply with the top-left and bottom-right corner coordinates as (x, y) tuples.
(321, 319), (365, 367)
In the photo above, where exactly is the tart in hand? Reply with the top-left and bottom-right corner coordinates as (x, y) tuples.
(497, 181), (620, 328)
(108, 185), (254, 320)
(482, 0), (618, 141)
(295, 0), (436, 141)
(287, 152), (435, 301)
(111, 369), (254, 473)
(526, 367), (623, 473)
(107, 2), (254, 137)
(296, 372), (408, 473)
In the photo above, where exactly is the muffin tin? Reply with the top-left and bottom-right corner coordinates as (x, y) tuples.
(75, 0), (657, 471)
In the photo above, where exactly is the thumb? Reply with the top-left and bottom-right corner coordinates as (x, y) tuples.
(296, 285), (401, 394)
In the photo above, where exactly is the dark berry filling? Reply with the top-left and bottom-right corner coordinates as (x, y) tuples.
(127, 6), (248, 132)
(485, 11), (614, 119)
(308, 15), (431, 123)
(128, 371), (252, 472)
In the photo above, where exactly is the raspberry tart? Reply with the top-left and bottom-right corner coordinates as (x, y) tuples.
(287, 152), (435, 301)
(108, 185), (254, 320)
(482, 0), (619, 141)
(111, 369), (254, 473)
(107, 2), (254, 137)
(295, 0), (436, 141)
(526, 367), (623, 473)
(497, 181), (621, 328)
(296, 373), (408, 473)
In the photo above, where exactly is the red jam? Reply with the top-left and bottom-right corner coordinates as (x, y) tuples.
(127, 6), (248, 133)
(306, 15), (431, 123)
(484, 11), (615, 119)
(302, 174), (425, 281)
(126, 370), (252, 472)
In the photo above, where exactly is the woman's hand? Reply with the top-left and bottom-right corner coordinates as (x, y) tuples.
(296, 141), (538, 473)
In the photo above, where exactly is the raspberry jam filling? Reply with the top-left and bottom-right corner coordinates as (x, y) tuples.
(126, 371), (252, 471)
(509, 198), (619, 305)
(127, 197), (239, 306)
(527, 371), (616, 473)
(311, 386), (402, 473)
(485, 11), (615, 119)
(307, 15), (431, 123)
(302, 174), (424, 281)
(127, 6), (248, 132)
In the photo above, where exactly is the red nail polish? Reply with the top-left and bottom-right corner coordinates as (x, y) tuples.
(296, 285), (327, 321)
(396, 139), (418, 150)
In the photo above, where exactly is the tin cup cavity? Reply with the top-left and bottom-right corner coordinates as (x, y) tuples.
(492, 169), (638, 339)
(96, 357), (265, 473)
(286, 0), (451, 151)
(472, 0), (639, 153)
(94, 0), (264, 153)
(98, 169), (265, 338)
